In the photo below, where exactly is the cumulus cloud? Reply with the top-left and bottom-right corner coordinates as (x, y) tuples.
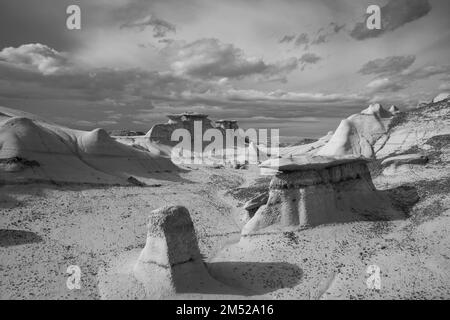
(0, 43), (370, 124)
(350, 0), (432, 40)
(280, 22), (345, 48)
(294, 33), (310, 48)
(299, 53), (322, 70)
(120, 14), (176, 38)
(299, 53), (321, 65)
(359, 55), (416, 76)
(165, 38), (299, 82)
(0, 43), (70, 75)
(279, 35), (296, 43)
(311, 23), (345, 45)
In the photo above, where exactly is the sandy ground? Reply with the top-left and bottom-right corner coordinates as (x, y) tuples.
(1, 159), (449, 299)
(0, 166), (248, 299)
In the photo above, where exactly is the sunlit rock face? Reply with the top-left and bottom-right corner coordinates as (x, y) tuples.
(317, 104), (394, 159)
(432, 93), (450, 103)
(242, 156), (399, 235)
(133, 206), (230, 299)
(146, 113), (216, 147)
(146, 113), (240, 148)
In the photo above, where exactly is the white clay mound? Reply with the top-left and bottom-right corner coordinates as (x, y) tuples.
(432, 92), (450, 103)
(0, 107), (180, 185)
(318, 104), (393, 158)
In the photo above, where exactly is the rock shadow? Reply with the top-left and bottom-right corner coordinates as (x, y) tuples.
(381, 184), (420, 217)
(205, 261), (303, 295)
(0, 229), (43, 247)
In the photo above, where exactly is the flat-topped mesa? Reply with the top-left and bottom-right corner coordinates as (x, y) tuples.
(242, 156), (398, 235)
(146, 113), (240, 148)
(215, 119), (239, 130)
(133, 206), (225, 298)
(146, 113), (215, 147)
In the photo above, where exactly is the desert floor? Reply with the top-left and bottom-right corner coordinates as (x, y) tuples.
(1, 161), (449, 299)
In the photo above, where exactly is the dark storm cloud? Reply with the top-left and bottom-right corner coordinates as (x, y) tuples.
(359, 55), (416, 76)
(165, 38), (299, 82)
(350, 0), (432, 40)
(120, 14), (176, 37)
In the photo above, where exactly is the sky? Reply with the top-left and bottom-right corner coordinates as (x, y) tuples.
(0, 0), (449, 141)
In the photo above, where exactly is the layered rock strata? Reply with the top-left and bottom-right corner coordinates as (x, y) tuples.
(242, 156), (398, 235)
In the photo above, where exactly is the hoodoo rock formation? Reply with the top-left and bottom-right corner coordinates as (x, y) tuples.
(133, 206), (234, 299)
(242, 156), (399, 235)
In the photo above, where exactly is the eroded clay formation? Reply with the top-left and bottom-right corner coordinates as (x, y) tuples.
(133, 205), (233, 299)
(242, 156), (398, 235)
(146, 112), (238, 147)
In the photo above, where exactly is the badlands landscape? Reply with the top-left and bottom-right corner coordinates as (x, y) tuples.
(1, 95), (450, 300)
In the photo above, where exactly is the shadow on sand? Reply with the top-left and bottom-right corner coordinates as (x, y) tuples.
(0, 229), (43, 247)
(381, 184), (420, 218)
(205, 261), (303, 295)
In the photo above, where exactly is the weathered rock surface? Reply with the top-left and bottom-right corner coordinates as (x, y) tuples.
(375, 99), (450, 157)
(242, 156), (400, 235)
(244, 192), (269, 218)
(317, 104), (393, 158)
(133, 206), (235, 299)
(381, 153), (429, 176)
(381, 153), (429, 167)
(432, 92), (450, 103)
(0, 107), (181, 185)
(389, 105), (400, 114)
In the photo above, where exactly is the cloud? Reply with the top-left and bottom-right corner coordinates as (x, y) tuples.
(281, 22), (345, 48)
(0, 43), (70, 75)
(359, 55), (416, 76)
(366, 78), (405, 92)
(165, 38), (299, 82)
(120, 14), (176, 38)
(363, 63), (450, 94)
(350, 0), (432, 40)
(403, 65), (450, 80)
(439, 82), (450, 91)
(294, 33), (310, 48)
(311, 23), (345, 45)
(299, 53), (322, 70)
(279, 35), (296, 43)
(0, 43), (371, 125)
